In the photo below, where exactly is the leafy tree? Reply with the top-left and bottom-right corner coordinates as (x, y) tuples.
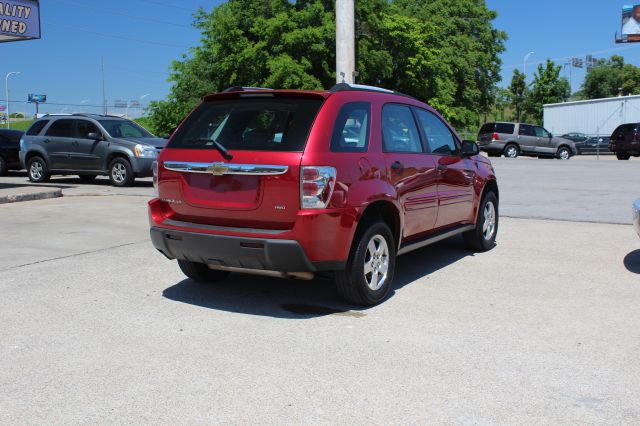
(581, 55), (640, 99)
(527, 59), (570, 124)
(148, 0), (506, 134)
(508, 69), (527, 122)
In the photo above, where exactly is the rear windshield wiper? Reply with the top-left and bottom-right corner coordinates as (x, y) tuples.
(183, 138), (233, 161)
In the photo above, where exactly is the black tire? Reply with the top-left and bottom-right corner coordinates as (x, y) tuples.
(503, 144), (519, 158)
(616, 153), (631, 160)
(108, 157), (134, 187)
(27, 156), (50, 183)
(0, 156), (7, 176)
(463, 191), (499, 252)
(557, 146), (571, 160)
(335, 221), (396, 306)
(177, 259), (230, 283)
(78, 174), (97, 182)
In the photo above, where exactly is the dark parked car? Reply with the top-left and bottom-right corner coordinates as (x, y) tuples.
(477, 122), (576, 159)
(560, 132), (588, 143)
(609, 123), (640, 160)
(0, 129), (23, 175)
(150, 84), (499, 306)
(575, 136), (612, 155)
(19, 114), (166, 186)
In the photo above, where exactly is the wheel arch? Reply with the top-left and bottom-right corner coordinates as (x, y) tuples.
(355, 200), (402, 251)
(105, 150), (133, 170)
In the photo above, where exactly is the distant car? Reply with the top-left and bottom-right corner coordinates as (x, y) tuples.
(609, 123), (640, 160)
(0, 129), (24, 175)
(19, 114), (167, 186)
(477, 122), (577, 160)
(575, 136), (612, 155)
(560, 132), (588, 143)
(634, 199), (640, 238)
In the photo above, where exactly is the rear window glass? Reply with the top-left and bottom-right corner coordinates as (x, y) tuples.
(26, 120), (49, 136)
(616, 124), (637, 135)
(479, 123), (494, 134)
(168, 97), (324, 151)
(495, 123), (515, 134)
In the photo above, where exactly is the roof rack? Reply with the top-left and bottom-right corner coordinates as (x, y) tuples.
(329, 82), (414, 99)
(222, 86), (273, 93)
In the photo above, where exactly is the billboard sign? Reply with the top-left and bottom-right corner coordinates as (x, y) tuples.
(28, 93), (46, 103)
(0, 0), (40, 43)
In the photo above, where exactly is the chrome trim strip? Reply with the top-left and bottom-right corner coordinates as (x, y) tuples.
(163, 161), (288, 176)
(397, 225), (475, 256)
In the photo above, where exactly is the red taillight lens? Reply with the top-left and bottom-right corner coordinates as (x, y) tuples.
(300, 166), (336, 209)
(492, 132), (499, 141)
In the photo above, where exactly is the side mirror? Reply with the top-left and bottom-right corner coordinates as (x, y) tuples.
(461, 140), (480, 157)
(87, 132), (103, 141)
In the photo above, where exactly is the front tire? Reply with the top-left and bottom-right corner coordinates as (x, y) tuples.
(503, 144), (519, 158)
(27, 156), (50, 182)
(335, 221), (396, 306)
(108, 157), (134, 187)
(178, 260), (230, 283)
(463, 192), (499, 252)
(616, 153), (631, 160)
(557, 146), (571, 160)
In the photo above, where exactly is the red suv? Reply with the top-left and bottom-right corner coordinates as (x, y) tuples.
(149, 84), (499, 306)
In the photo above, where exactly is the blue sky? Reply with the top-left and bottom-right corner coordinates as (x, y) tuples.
(1, 0), (638, 116)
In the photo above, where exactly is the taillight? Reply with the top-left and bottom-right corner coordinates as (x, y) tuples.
(301, 166), (336, 209)
(152, 161), (158, 196)
(492, 132), (500, 141)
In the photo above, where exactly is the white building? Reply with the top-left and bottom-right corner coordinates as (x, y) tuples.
(543, 95), (640, 136)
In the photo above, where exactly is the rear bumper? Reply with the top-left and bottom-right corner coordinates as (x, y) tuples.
(478, 141), (504, 153)
(150, 227), (344, 272)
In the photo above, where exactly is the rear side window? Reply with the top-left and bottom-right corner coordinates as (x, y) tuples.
(381, 104), (422, 153)
(331, 102), (370, 152)
(45, 119), (74, 137)
(495, 123), (515, 134)
(26, 120), (49, 136)
(518, 124), (534, 136)
(168, 97), (324, 152)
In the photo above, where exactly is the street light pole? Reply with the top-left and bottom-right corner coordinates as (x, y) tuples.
(5, 71), (20, 129)
(336, 0), (355, 84)
(523, 51), (534, 76)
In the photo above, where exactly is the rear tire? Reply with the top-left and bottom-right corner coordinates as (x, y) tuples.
(616, 153), (631, 160)
(178, 260), (230, 283)
(557, 146), (571, 160)
(463, 191), (499, 252)
(335, 221), (396, 306)
(108, 157), (134, 187)
(0, 156), (7, 176)
(27, 156), (50, 183)
(503, 144), (519, 158)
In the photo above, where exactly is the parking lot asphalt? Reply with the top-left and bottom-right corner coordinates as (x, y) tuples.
(1, 158), (639, 423)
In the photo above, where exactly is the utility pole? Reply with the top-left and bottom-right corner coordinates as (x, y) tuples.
(5, 71), (20, 129)
(336, 0), (355, 84)
(101, 57), (107, 115)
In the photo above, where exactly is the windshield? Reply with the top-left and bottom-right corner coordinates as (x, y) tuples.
(98, 120), (154, 138)
(167, 97), (324, 151)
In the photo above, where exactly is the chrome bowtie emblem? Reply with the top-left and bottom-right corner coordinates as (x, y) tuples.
(207, 162), (229, 175)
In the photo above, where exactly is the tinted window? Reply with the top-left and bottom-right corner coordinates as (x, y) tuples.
(98, 120), (153, 138)
(518, 124), (534, 136)
(45, 119), (74, 137)
(617, 124), (636, 135)
(415, 109), (458, 155)
(495, 123), (515, 134)
(26, 120), (49, 136)
(331, 102), (370, 152)
(76, 120), (100, 139)
(381, 104), (422, 153)
(479, 123), (494, 134)
(168, 98), (324, 152)
(534, 126), (550, 138)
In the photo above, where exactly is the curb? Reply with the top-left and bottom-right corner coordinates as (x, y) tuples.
(0, 189), (63, 204)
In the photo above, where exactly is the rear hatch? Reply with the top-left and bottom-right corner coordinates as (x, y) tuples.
(477, 122), (495, 144)
(477, 122), (515, 145)
(157, 92), (325, 230)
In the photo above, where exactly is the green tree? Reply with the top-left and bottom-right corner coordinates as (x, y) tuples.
(148, 0), (506, 134)
(508, 69), (527, 122)
(527, 60), (570, 124)
(581, 55), (640, 99)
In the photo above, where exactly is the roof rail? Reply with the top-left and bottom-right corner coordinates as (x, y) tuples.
(329, 82), (414, 99)
(222, 86), (273, 93)
(42, 113), (74, 117)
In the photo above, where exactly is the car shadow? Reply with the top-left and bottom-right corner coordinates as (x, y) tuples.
(623, 249), (640, 274)
(161, 236), (474, 319)
(2, 171), (152, 188)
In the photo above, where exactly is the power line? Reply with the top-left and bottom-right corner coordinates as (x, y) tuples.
(43, 21), (191, 49)
(49, 0), (193, 29)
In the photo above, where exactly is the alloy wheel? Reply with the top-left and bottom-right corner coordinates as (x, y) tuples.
(30, 161), (43, 180)
(112, 163), (126, 183)
(483, 201), (496, 241)
(363, 234), (390, 291)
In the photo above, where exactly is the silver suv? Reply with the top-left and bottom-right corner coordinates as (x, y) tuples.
(19, 114), (166, 186)
(477, 122), (577, 160)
